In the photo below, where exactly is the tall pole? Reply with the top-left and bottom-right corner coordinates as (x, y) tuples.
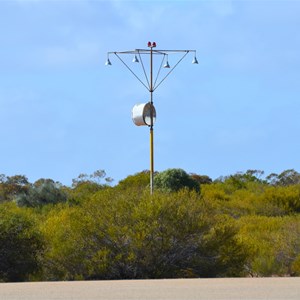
(106, 43), (198, 195)
(149, 44), (154, 194)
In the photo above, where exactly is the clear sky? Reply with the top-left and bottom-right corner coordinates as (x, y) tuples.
(0, 0), (299, 186)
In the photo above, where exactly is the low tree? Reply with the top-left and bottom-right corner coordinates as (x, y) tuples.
(220, 170), (266, 190)
(0, 204), (43, 281)
(154, 168), (200, 193)
(266, 169), (300, 186)
(15, 179), (67, 208)
(116, 170), (151, 192)
(67, 181), (105, 205)
(190, 174), (212, 185)
(0, 174), (30, 203)
(72, 169), (113, 188)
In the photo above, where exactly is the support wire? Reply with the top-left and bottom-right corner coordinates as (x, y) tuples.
(114, 52), (150, 91)
(153, 54), (166, 89)
(137, 51), (150, 90)
(153, 51), (190, 91)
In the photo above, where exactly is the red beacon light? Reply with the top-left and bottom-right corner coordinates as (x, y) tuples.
(147, 41), (157, 48)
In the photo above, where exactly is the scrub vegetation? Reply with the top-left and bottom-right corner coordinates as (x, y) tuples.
(0, 168), (299, 282)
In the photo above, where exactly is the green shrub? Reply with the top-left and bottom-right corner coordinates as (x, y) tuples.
(154, 169), (200, 193)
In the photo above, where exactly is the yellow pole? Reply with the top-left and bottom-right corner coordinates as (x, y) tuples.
(150, 125), (154, 194)
(149, 45), (154, 195)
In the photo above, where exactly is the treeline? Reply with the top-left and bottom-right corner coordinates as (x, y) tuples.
(0, 169), (299, 282)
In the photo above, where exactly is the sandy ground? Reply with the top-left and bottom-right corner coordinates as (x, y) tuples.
(0, 277), (299, 300)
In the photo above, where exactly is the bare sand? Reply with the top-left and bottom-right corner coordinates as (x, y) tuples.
(0, 277), (299, 300)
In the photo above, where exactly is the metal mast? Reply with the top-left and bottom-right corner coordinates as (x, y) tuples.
(106, 42), (198, 194)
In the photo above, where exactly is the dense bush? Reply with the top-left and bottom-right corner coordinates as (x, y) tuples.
(39, 189), (248, 280)
(0, 169), (299, 281)
(237, 215), (300, 276)
(15, 180), (67, 208)
(0, 204), (43, 281)
(154, 168), (200, 193)
(116, 171), (150, 192)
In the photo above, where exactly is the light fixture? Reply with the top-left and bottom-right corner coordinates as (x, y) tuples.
(132, 103), (156, 126)
(192, 55), (198, 64)
(132, 55), (139, 63)
(105, 56), (112, 66)
(163, 55), (170, 68)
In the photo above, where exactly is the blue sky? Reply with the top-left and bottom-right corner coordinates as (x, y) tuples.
(0, 0), (299, 185)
